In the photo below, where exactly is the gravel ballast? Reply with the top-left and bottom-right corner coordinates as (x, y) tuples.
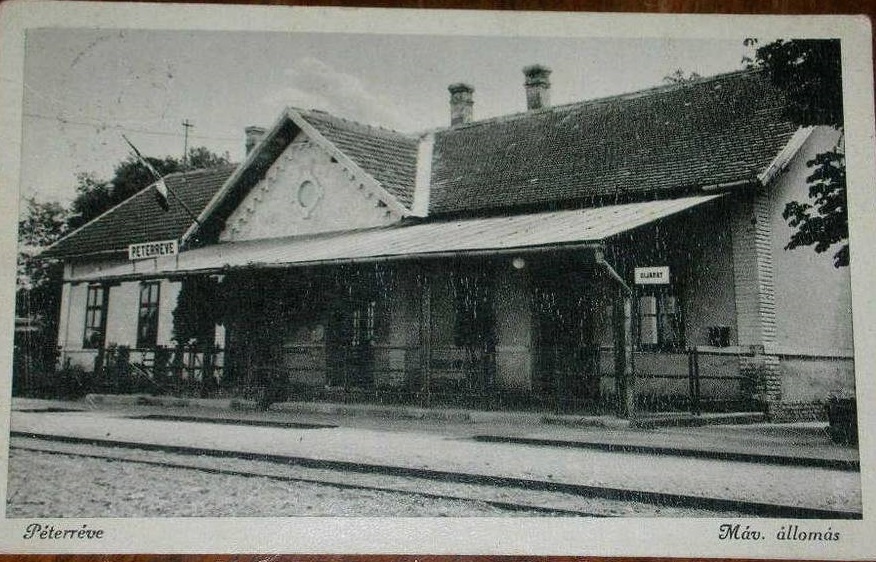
(10, 411), (861, 513)
(7, 449), (545, 518)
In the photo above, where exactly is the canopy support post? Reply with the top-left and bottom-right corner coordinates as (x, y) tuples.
(419, 267), (432, 408)
(595, 249), (637, 421)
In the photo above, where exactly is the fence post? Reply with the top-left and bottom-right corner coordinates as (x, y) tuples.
(687, 347), (694, 413)
(692, 347), (701, 416)
(419, 268), (432, 409)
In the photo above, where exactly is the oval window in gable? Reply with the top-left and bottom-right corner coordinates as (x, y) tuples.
(297, 179), (323, 218)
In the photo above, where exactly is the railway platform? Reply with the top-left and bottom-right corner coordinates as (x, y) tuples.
(10, 394), (856, 467)
(8, 395), (862, 517)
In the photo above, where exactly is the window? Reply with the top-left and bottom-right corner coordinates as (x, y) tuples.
(350, 299), (377, 346)
(83, 284), (107, 348)
(638, 290), (683, 350)
(137, 282), (161, 348)
(452, 271), (494, 351)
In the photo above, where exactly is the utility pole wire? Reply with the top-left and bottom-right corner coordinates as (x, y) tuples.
(182, 119), (194, 169)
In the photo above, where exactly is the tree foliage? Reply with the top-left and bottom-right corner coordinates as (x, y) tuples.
(68, 146), (230, 230)
(16, 198), (68, 372)
(187, 146), (232, 170)
(663, 69), (702, 84)
(749, 38), (848, 267)
(782, 149), (848, 267)
(172, 275), (224, 348)
(18, 146), (231, 323)
(17, 198), (68, 295)
(752, 39), (843, 127)
(15, 145), (230, 388)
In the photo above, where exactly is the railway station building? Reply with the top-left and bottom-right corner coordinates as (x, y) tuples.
(43, 67), (854, 419)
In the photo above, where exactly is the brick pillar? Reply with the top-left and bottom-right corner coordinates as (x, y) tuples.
(731, 191), (781, 404)
(739, 349), (780, 403)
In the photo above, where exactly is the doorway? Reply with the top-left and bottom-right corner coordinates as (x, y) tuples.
(532, 275), (600, 411)
(327, 281), (380, 390)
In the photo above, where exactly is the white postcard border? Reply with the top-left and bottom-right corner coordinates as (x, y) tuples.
(0, 2), (874, 557)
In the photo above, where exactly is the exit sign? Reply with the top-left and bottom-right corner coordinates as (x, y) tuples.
(634, 266), (670, 285)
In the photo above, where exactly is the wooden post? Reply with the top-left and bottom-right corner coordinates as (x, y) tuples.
(693, 346), (701, 416)
(612, 288), (627, 417)
(627, 290), (637, 422)
(688, 347), (695, 412)
(596, 248), (636, 420)
(419, 268), (432, 408)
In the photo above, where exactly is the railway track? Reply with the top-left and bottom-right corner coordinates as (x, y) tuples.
(10, 436), (618, 517)
(10, 432), (861, 519)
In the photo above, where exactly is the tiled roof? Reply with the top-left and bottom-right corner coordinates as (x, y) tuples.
(73, 195), (724, 283)
(46, 69), (800, 260)
(429, 69), (797, 215)
(44, 166), (235, 258)
(299, 110), (419, 208)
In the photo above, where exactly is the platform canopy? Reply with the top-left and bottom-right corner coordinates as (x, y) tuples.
(72, 194), (724, 282)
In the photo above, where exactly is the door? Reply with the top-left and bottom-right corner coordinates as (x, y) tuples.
(327, 290), (377, 389)
(533, 276), (599, 411)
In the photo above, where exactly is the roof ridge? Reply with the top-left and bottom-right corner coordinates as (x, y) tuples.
(297, 108), (418, 140)
(164, 164), (238, 181)
(287, 108), (413, 216)
(435, 67), (764, 133)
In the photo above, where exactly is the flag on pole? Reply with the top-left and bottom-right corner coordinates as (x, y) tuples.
(122, 134), (170, 211)
(153, 178), (170, 211)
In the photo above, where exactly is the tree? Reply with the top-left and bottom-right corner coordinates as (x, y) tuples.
(749, 38), (848, 267)
(783, 148), (848, 268)
(172, 275), (223, 348)
(16, 198), (69, 388)
(68, 146), (231, 230)
(17, 198), (68, 297)
(751, 39), (843, 127)
(663, 69), (702, 84)
(187, 146), (232, 170)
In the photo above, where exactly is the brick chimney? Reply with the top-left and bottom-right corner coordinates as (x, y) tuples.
(448, 83), (475, 126)
(523, 65), (552, 110)
(245, 126), (266, 154)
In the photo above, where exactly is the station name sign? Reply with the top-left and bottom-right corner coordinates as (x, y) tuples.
(128, 239), (178, 261)
(634, 266), (670, 285)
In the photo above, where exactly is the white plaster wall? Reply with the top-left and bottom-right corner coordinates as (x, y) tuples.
(60, 283), (88, 350)
(494, 267), (532, 390)
(220, 135), (399, 242)
(682, 202), (739, 347)
(56, 282), (96, 369)
(104, 279), (182, 348)
(67, 255), (183, 284)
(384, 266), (421, 387)
(780, 356), (855, 401)
(57, 282), (73, 349)
(768, 126), (853, 356)
(68, 256), (128, 279)
(157, 280), (182, 347)
(105, 282), (139, 347)
(371, 267), (408, 388)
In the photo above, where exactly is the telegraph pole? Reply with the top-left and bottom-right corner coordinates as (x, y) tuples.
(181, 119), (194, 168)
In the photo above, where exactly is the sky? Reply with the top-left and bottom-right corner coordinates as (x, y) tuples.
(20, 28), (754, 205)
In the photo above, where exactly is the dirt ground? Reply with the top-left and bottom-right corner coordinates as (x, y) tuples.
(7, 449), (549, 518)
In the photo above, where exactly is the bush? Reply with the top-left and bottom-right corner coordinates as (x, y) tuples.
(54, 365), (93, 399)
(826, 396), (857, 445)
